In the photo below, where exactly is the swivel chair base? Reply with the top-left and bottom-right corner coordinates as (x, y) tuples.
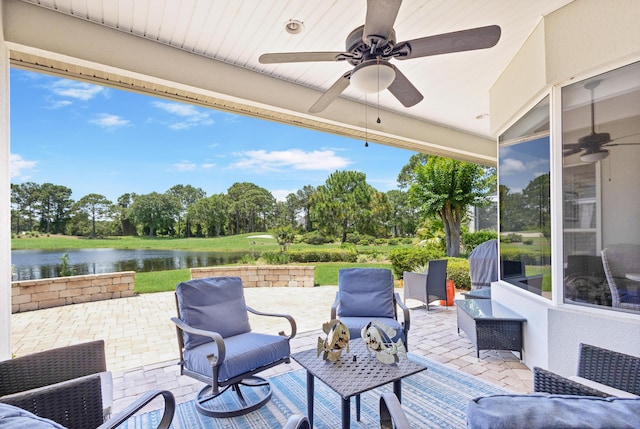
(195, 375), (272, 418)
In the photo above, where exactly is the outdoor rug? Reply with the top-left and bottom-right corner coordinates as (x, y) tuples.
(121, 353), (510, 429)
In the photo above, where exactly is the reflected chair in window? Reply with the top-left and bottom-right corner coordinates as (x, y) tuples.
(172, 277), (297, 417)
(403, 259), (448, 311)
(331, 268), (410, 347)
(564, 255), (610, 306)
(601, 244), (640, 311)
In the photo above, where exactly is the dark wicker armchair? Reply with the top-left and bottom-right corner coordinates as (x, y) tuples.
(0, 340), (175, 429)
(534, 343), (640, 397)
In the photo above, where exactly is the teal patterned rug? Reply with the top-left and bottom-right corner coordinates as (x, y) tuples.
(121, 353), (509, 428)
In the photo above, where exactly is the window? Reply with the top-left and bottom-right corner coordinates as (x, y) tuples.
(498, 97), (551, 298)
(562, 61), (640, 313)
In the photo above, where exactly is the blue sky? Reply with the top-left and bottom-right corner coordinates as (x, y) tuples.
(10, 69), (415, 202)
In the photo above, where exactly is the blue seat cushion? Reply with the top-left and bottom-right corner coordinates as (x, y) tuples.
(337, 268), (395, 318)
(338, 317), (404, 343)
(0, 403), (67, 429)
(467, 394), (640, 429)
(184, 332), (290, 382)
(176, 277), (252, 349)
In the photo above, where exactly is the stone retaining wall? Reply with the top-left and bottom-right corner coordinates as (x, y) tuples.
(190, 265), (315, 288)
(11, 272), (135, 313)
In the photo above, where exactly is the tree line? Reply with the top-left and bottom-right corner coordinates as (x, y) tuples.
(11, 154), (497, 256)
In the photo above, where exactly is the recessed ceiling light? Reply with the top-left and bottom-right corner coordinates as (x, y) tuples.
(285, 20), (304, 35)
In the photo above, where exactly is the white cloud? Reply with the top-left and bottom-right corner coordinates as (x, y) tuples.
(89, 113), (130, 128)
(10, 153), (37, 179)
(499, 158), (526, 175)
(172, 160), (197, 172)
(271, 189), (296, 202)
(231, 149), (352, 172)
(202, 163), (216, 169)
(152, 101), (213, 129)
(51, 80), (105, 101)
(47, 100), (72, 109)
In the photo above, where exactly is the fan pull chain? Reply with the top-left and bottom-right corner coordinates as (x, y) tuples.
(376, 59), (382, 124)
(364, 94), (369, 147)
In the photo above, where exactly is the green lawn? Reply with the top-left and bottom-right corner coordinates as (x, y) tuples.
(12, 233), (287, 251)
(133, 262), (393, 294)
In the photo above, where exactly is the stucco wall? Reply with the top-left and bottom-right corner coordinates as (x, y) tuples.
(11, 272), (135, 313)
(191, 265), (315, 288)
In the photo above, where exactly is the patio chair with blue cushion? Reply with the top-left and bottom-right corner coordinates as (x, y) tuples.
(172, 276), (297, 417)
(331, 268), (410, 347)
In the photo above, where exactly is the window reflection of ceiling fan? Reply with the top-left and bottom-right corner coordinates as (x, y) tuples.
(563, 80), (640, 163)
(259, 0), (501, 113)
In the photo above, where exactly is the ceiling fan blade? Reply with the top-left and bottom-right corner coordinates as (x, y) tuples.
(259, 52), (346, 64)
(387, 65), (423, 107)
(607, 132), (640, 144)
(395, 25), (501, 60)
(308, 72), (351, 113)
(562, 147), (583, 157)
(363, 0), (402, 44)
(605, 142), (640, 147)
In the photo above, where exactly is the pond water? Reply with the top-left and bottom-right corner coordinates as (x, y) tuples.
(11, 248), (247, 281)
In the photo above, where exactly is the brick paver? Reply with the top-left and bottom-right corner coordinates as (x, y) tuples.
(10, 286), (533, 414)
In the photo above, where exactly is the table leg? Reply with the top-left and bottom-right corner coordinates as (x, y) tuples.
(306, 371), (314, 428)
(393, 379), (402, 402)
(341, 396), (350, 429)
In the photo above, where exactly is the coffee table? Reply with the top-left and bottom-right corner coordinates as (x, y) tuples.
(291, 338), (427, 429)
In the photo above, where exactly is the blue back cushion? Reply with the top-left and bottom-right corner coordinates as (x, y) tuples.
(337, 268), (395, 318)
(176, 277), (252, 349)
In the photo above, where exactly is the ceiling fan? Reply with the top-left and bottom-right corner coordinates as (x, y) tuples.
(563, 80), (640, 163)
(259, 0), (501, 113)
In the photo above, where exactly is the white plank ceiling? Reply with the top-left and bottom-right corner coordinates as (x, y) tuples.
(17, 0), (575, 138)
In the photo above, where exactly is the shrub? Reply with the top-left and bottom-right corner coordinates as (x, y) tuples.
(301, 231), (332, 245)
(358, 239), (370, 246)
(461, 230), (498, 253)
(238, 254), (257, 264)
(502, 233), (522, 243)
(401, 237), (413, 245)
(261, 251), (290, 264)
(523, 239), (534, 245)
(374, 238), (387, 245)
(288, 249), (357, 263)
(501, 247), (551, 265)
(388, 238), (399, 246)
(388, 246), (445, 279)
(446, 258), (471, 291)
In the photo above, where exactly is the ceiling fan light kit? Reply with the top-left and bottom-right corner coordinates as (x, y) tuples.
(259, 0), (501, 112)
(580, 149), (609, 163)
(350, 60), (396, 93)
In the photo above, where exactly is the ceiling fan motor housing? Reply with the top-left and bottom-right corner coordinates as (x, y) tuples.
(578, 131), (611, 150)
(345, 25), (396, 66)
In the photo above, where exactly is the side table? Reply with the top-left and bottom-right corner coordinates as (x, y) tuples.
(291, 339), (427, 429)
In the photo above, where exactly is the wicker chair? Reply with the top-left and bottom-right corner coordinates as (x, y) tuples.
(534, 343), (640, 397)
(403, 259), (448, 311)
(601, 243), (640, 311)
(0, 340), (175, 429)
